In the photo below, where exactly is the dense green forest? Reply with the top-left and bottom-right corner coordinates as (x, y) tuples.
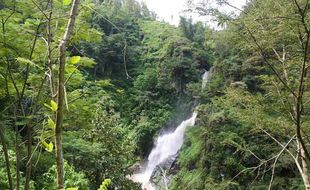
(0, 0), (310, 189)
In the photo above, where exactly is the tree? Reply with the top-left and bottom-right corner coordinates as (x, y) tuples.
(187, 0), (310, 189)
(55, 0), (80, 188)
(237, 1), (310, 188)
(0, 124), (13, 190)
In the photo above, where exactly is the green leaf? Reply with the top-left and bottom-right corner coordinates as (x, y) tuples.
(47, 117), (55, 129)
(116, 89), (124, 94)
(66, 188), (78, 190)
(42, 141), (54, 152)
(15, 121), (27, 126)
(96, 80), (113, 87)
(78, 57), (96, 68)
(47, 142), (54, 152)
(44, 103), (52, 111)
(50, 100), (58, 112)
(98, 179), (111, 190)
(69, 56), (81, 64)
(42, 141), (48, 147)
(16, 57), (35, 65)
(104, 179), (111, 185)
(63, 0), (72, 6)
(16, 57), (42, 69)
(65, 65), (78, 74)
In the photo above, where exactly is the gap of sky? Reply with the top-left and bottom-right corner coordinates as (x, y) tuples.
(138, 0), (247, 26)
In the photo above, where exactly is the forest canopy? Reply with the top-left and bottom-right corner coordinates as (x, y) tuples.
(0, 0), (310, 190)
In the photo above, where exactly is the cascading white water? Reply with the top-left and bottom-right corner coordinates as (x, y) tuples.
(202, 70), (209, 90)
(132, 112), (198, 189)
(131, 71), (210, 190)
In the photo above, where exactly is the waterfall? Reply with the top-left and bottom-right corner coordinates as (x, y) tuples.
(202, 70), (209, 90)
(131, 71), (210, 190)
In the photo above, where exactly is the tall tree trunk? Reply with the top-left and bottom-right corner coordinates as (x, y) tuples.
(14, 108), (20, 190)
(301, 145), (310, 190)
(0, 124), (13, 190)
(55, 0), (80, 188)
(24, 125), (32, 190)
(47, 0), (55, 98)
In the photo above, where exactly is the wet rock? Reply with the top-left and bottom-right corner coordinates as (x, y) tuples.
(129, 162), (143, 174)
(150, 154), (180, 190)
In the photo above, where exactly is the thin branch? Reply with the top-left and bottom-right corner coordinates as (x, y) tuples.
(81, 4), (132, 79)
(30, 0), (49, 19)
(268, 135), (295, 190)
(245, 26), (297, 98)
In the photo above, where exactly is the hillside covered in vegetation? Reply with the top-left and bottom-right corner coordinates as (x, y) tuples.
(0, 0), (310, 190)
